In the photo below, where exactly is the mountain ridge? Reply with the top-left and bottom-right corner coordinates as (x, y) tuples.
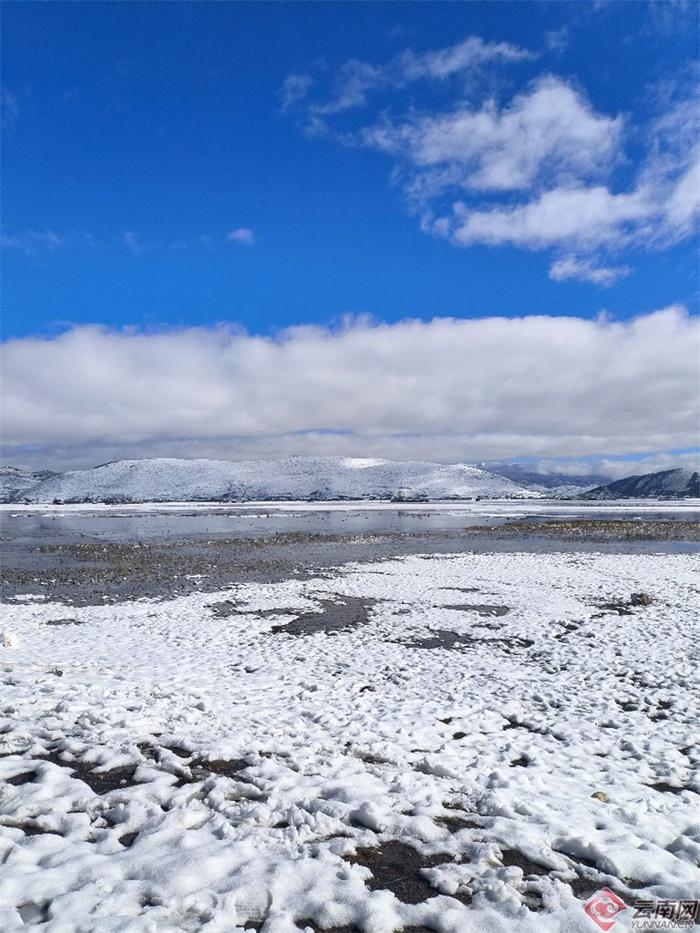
(580, 468), (700, 500)
(4, 459), (698, 504)
(476, 461), (611, 495)
(1, 456), (541, 503)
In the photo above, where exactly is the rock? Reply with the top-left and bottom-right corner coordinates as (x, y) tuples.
(630, 592), (653, 607)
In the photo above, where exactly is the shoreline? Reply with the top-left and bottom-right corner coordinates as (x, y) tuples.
(2, 516), (698, 606)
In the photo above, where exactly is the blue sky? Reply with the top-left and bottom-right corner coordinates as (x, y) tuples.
(1, 2), (698, 472)
(2, 1), (698, 338)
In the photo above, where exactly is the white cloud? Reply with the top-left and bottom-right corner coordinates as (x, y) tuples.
(544, 28), (568, 55)
(2, 307), (697, 470)
(394, 35), (532, 82)
(425, 148), (697, 254)
(531, 451), (700, 480)
(0, 87), (18, 130)
(664, 145), (700, 235)
(436, 185), (651, 250)
(1, 229), (68, 257)
(313, 60), (384, 115)
(549, 256), (632, 287)
(123, 230), (147, 256)
(362, 76), (622, 193)
(280, 73), (313, 111)
(284, 40), (699, 280)
(287, 36), (532, 116)
(227, 227), (255, 245)
(367, 77), (697, 258)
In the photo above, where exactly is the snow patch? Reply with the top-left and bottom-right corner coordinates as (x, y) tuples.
(0, 551), (697, 930)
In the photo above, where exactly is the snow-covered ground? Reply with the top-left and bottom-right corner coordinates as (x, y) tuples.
(1, 551), (698, 931)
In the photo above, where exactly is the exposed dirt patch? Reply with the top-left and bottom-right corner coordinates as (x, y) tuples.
(5, 770), (37, 786)
(647, 781), (695, 795)
(593, 592), (655, 617)
(497, 850), (555, 913)
(179, 757), (254, 785)
(502, 718), (548, 734)
(296, 923), (361, 932)
(297, 925), (434, 933)
(397, 629), (533, 650)
(34, 749), (141, 794)
(165, 746), (191, 759)
(45, 618), (85, 626)
(74, 765), (139, 795)
(2, 821), (61, 836)
(568, 875), (600, 899)
(554, 620), (586, 640)
(561, 851), (601, 873)
(435, 813), (483, 833)
(5, 753), (140, 794)
(595, 601), (635, 616)
(521, 891), (546, 912)
(209, 600), (300, 620)
(269, 597), (376, 637)
(441, 603), (510, 617)
(347, 841), (470, 906)
(500, 849), (551, 876)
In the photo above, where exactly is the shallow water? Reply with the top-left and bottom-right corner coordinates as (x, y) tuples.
(2, 498), (698, 544)
(1, 500), (697, 605)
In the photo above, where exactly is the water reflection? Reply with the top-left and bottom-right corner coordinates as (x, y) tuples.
(2, 499), (698, 544)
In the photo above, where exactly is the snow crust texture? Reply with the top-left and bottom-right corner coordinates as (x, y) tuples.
(0, 551), (698, 931)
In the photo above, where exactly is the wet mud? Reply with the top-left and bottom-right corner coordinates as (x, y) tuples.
(2, 513), (697, 606)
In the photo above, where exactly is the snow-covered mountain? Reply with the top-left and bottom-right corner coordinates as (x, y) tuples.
(475, 461), (611, 497)
(3, 456), (542, 503)
(581, 468), (700, 499)
(0, 466), (60, 502)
